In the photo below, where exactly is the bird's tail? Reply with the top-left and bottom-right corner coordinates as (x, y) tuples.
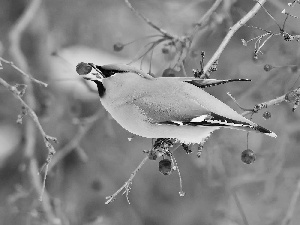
(222, 122), (277, 137)
(184, 113), (277, 138)
(206, 113), (277, 138)
(242, 124), (277, 138)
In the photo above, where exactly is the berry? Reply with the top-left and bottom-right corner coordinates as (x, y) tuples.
(262, 111), (271, 120)
(289, 65), (298, 73)
(113, 42), (124, 52)
(76, 62), (92, 75)
(148, 149), (158, 160)
(264, 64), (273, 72)
(161, 47), (169, 54)
(162, 68), (175, 77)
(91, 179), (103, 192)
(159, 159), (172, 175)
(241, 149), (256, 164)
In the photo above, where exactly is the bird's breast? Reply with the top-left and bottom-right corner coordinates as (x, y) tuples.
(100, 98), (148, 133)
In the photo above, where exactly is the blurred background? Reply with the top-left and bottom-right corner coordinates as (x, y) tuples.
(0, 0), (300, 224)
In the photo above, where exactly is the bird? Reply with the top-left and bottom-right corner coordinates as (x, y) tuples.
(76, 62), (277, 144)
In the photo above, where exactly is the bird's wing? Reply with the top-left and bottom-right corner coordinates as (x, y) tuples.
(131, 92), (275, 137)
(131, 93), (211, 123)
(129, 78), (276, 137)
(159, 77), (251, 88)
(131, 77), (253, 125)
(158, 112), (275, 136)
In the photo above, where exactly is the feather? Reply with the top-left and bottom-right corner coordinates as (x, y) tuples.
(157, 112), (276, 137)
(159, 77), (251, 88)
(184, 78), (251, 88)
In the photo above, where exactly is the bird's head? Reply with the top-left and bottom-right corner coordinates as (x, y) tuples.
(76, 62), (154, 82)
(76, 62), (154, 98)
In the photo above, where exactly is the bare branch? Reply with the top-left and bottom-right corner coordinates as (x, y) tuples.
(190, 0), (223, 39)
(203, 0), (267, 75)
(48, 111), (102, 171)
(105, 155), (149, 204)
(0, 78), (56, 146)
(7, 0), (58, 223)
(0, 57), (48, 87)
(232, 190), (250, 225)
(241, 87), (300, 116)
(124, 0), (176, 39)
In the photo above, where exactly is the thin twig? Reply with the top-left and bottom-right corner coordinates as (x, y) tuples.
(129, 38), (166, 65)
(169, 149), (185, 196)
(241, 87), (300, 116)
(232, 190), (249, 225)
(190, 0), (223, 39)
(181, 61), (187, 77)
(281, 179), (300, 225)
(227, 92), (252, 111)
(48, 111), (102, 171)
(124, 0), (175, 39)
(0, 78), (57, 154)
(203, 0), (267, 75)
(105, 155), (149, 204)
(0, 57), (48, 87)
(0, 77), (57, 215)
(7, 0), (58, 223)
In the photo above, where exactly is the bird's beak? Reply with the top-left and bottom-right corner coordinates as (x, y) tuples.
(82, 73), (103, 81)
